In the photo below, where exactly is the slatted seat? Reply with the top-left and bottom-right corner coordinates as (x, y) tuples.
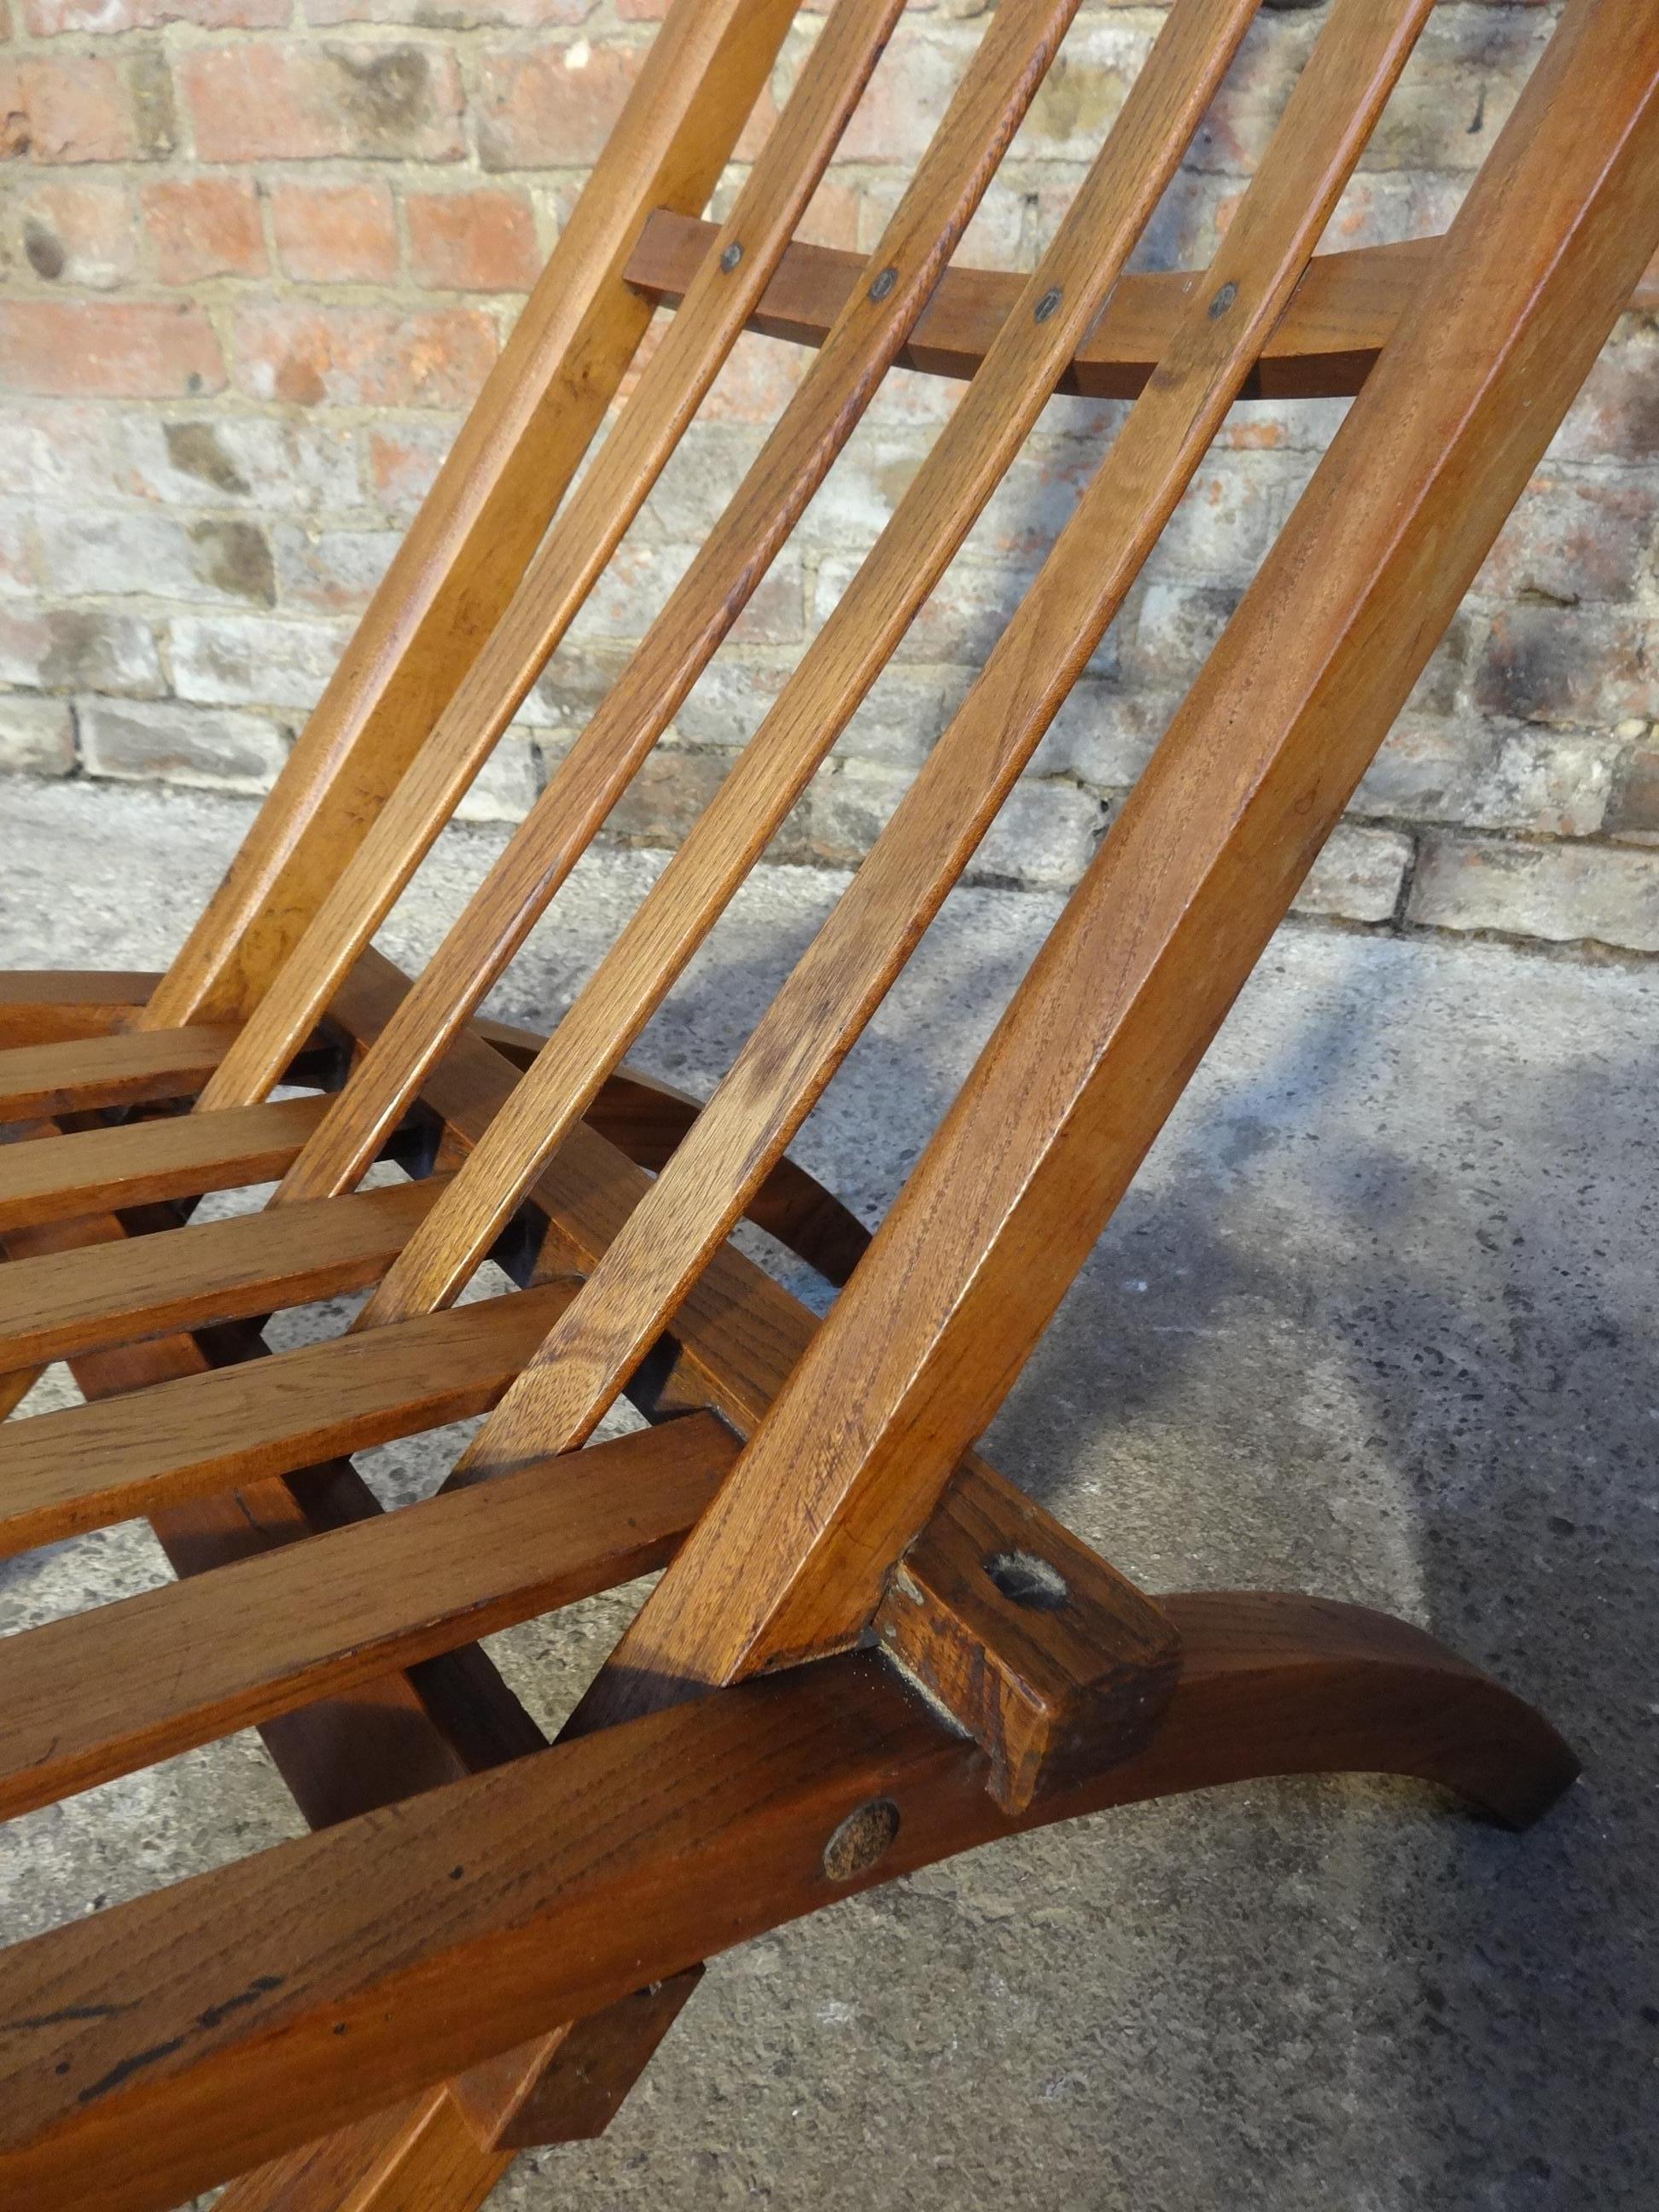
(1, 0), (1656, 2205)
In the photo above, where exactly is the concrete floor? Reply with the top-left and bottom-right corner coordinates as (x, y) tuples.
(2, 776), (1656, 2212)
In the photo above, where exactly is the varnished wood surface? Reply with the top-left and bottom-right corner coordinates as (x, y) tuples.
(0, 1412), (736, 1820)
(0, 1592), (1578, 2212)
(0, 1174), (444, 1376)
(0, 970), (152, 1049)
(0, 1024), (236, 1122)
(627, 210), (1440, 399)
(0, 1281), (575, 1555)
(349, 0), (1260, 1330)
(144, 0), (799, 1028)
(0, 1094), (326, 1232)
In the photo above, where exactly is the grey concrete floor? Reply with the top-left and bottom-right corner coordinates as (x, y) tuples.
(2, 776), (1656, 2212)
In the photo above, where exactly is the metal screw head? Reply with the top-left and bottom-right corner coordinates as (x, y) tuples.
(823, 1797), (900, 1882)
(869, 265), (899, 304)
(719, 242), (744, 274)
(1208, 280), (1239, 319)
(1033, 286), (1063, 325)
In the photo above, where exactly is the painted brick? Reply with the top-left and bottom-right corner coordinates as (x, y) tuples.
(180, 43), (465, 165)
(125, 416), (363, 515)
(37, 509), (275, 608)
(231, 302), (497, 409)
(365, 418), (455, 515)
(308, 0), (588, 26)
(1292, 825), (1412, 926)
(272, 524), (399, 612)
(0, 602), (164, 696)
(1410, 835), (1659, 955)
(79, 696), (286, 791)
(171, 612), (352, 709)
(407, 187), (538, 292)
(13, 179), (138, 288)
(271, 179), (398, 282)
(1474, 608), (1657, 730)
(143, 176), (265, 284)
(0, 299), (224, 399)
(0, 693), (75, 775)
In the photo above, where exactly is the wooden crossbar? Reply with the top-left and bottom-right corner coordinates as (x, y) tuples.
(626, 209), (1441, 400)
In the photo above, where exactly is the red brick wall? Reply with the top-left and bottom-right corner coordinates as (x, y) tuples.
(3, 0), (1658, 952)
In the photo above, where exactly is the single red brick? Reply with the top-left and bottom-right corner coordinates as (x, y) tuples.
(15, 178), (138, 287)
(0, 297), (225, 398)
(308, 0), (588, 23)
(271, 179), (397, 282)
(143, 175), (265, 284)
(0, 53), (136, 162)
(179, 42), (464, 165)
(406, 187), (538, 292)
(232, 301), (497, 409)
(24, 0), (285, 32)
(476, 38), (639, 170)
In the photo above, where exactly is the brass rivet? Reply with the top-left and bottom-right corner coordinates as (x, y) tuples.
(1033, 286), (1062, 324)
(1208, 280), (1238, 319)
(822, 1797), (900, 1882)
(869, 265), (899, 303)
(719, 242), (743, 274)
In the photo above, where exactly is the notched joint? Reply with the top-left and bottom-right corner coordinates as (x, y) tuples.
(871, 1464), (1182, 1816)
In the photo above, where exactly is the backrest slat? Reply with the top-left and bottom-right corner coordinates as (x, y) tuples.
(143, 0), (801, 1030)
(199, 0), (911, 1111)
(572, 0), (1659, 1714)
(282, 0), (1260, 1225)
(434, 0), (1433, 1495)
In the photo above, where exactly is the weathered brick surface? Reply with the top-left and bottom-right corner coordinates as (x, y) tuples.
(0, 0), (1655, 955)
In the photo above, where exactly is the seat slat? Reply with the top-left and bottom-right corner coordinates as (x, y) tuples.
(284, 0), (1258, 1237)
(0, 1176), (442, 1377)
(0, 1096), (328, 1235)
(626, 209), (1441, 401)
(0, 1410), (736, 1821)
(0, 1026), (237, 1123)
(0, 1282), (574, 1555)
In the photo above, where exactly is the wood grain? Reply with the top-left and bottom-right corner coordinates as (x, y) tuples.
(0, 1411), (736, 1820)
(627, 210), (1440, 400)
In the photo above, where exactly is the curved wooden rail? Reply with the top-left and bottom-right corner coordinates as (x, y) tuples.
(0, 1590), (1575, 2212)
(626, 207), (1438, 399)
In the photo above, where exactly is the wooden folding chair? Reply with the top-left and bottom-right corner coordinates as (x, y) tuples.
(2, 0), (1656, 2203)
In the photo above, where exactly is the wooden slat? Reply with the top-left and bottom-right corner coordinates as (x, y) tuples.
(628, 210), (1440, 400)
(0, 1175), (443, 1376)
(320, 0), (1260, 1291)
(0, 970), (154, 1050)
(440, 0), (1432, 1497)
(0, 1595), (1579, 2212)
(0, 1411), (736, 1820)
(143, 0), (800, 1030)
(579, 0), (1659, 1697)
(0, 1025), (236, 1123)
(256, 0), (1096, 1202)
(0, 1095), (326, 1234)
(198, 0), (907, 1109)
(0, 1282), (574, 1555)
(214, 2090), (506, 2212)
